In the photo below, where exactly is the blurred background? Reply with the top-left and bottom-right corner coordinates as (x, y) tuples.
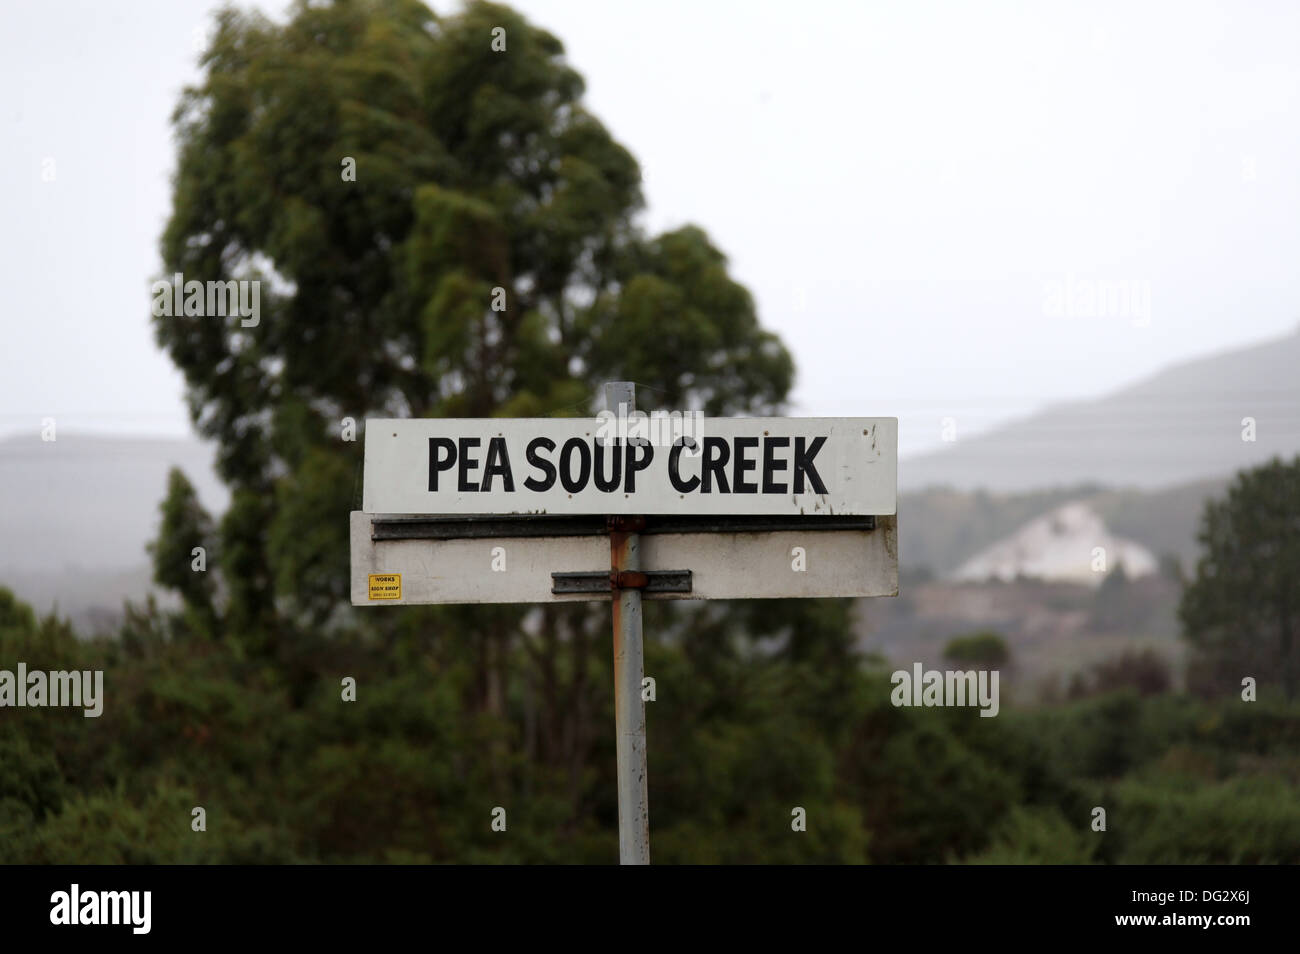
(1, 0), (1298, 863)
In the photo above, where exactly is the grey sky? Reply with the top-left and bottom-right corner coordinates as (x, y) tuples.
(2, 0), (1297, 457)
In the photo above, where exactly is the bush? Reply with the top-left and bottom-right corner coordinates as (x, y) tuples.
(943, 631), (1010, 667)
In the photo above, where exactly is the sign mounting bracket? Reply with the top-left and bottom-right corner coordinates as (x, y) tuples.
(550, 568), (694, 595)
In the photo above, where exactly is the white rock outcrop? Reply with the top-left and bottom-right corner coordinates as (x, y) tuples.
(950, 501), (1156, 585)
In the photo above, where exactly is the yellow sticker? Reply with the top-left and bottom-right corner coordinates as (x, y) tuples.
(368, 573), (402, 600)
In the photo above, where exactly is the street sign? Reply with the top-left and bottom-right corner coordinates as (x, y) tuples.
(349, 511), (898, 605)
(351, 390), (900, 866)
(362, 417), (897, 517)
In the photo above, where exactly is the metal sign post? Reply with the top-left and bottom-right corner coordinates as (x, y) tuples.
(349, 387), (899, 865)
(604, 382), (650, 864)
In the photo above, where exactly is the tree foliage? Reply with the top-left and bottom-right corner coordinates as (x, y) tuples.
(149, 468), (218, 629)
(153, 0), (792, 646)
(1179, 456), (1300, 699)
(943, 630), (1010, 667)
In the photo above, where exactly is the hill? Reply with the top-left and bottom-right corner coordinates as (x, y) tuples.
(897, 477), (1224, 578)
(902, 327), (1300, 492)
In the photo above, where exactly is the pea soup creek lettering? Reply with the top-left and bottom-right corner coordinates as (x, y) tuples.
(427, 435), (829, 496)
(361, 417), (896, 516)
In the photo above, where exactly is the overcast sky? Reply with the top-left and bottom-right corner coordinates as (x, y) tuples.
(2, 0), (1297, 456)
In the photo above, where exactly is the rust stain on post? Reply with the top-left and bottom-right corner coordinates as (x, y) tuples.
(604, 381), (650, 864)
(609, 515), (650, 864)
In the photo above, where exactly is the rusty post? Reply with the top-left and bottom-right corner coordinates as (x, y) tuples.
(605, 381), (650, 865)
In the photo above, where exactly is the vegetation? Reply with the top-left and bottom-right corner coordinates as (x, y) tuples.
(4, 583), (1299, 863)
(943, 631), (1010, 667)
(1179, 455), (1300, 700)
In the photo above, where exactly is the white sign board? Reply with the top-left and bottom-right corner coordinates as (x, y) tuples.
(362, 417), (897, 517)
(350, 512), (897, 605)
